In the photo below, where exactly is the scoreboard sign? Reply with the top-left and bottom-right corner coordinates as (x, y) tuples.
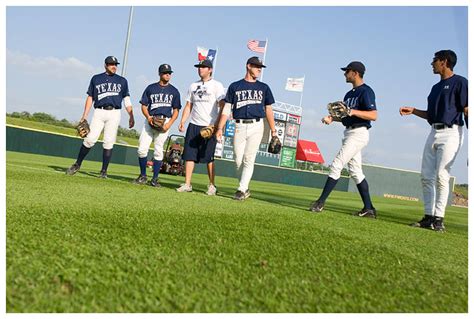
(285, 123), (300, 137)
(287, 114), (301, 125)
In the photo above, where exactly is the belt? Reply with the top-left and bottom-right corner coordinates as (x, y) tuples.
(432, 123), (453, 130)
(346, 124), (368, 130)
(235, 118), (261, 124)
(152, 115), (167, 119)
(95, 105), (119, 110)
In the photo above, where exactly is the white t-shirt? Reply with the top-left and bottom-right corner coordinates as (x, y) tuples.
(186, 78), (226, 126)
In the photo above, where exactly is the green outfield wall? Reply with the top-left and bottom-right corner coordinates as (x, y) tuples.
(6, 125), (454, 204)
(6, 125), (347, 192)
(347, 164), (455, 205)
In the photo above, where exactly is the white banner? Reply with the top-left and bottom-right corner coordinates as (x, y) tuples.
(285, 77), (304, 92)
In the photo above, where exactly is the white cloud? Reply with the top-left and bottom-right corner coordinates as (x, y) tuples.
(6, 49), (101, 79)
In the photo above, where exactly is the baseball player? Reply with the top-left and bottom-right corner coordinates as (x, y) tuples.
(400, 50), (468, 232)
(176, 59), (226, 195)
(309, 61), (378, 218)
(66, 56), (134, 178)
(216, 56), (277, 201)
(134, 64), (182, 187)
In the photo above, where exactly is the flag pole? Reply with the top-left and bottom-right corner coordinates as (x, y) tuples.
(260, 38), (268, 82)
(121, 6), (134, 77)
(213, 46), (218, 78)
(299, 75), (305, 107)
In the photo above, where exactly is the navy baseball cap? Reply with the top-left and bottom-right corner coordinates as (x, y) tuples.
(341, 61), (365, 75)
(247, 56), (266, 68)
(194, 59), (213, 68)
(104, 56), (120, 65)
(158, 64), (173, 74)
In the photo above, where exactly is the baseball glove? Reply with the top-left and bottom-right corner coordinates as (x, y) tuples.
(267, 136), (282, 154)
(327, 101), (351, 121)
(76, 119), (90, 138)
(150, 116), (166, 132)
(200, 125), (216, 139)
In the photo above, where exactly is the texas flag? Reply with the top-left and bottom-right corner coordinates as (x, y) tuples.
(197, 46), (217, 62)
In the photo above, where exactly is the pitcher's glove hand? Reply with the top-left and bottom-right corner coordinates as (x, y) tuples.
(76, 119), (90, 138)
(327, 101), (351, 122)
(200, 125), (216, 139)
(150, 116), (166, 132)
(267, 136), (282, 154)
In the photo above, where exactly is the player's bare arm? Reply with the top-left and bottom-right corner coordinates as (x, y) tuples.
(213, 100), (226, 127)
(141, 104), (153, 125)
(178, 102), (193, 132)
(164, 108), (180, 132)
(125, 103), (134, 128)
(399, 106), (428, 119)
(265, 105), (277, 137)
(80, 96), (94, 121)
(216, 102), (231, 142)
(350, 109), (378, 121)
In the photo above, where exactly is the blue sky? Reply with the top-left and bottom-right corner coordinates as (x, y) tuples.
(6, 6), (468, 183)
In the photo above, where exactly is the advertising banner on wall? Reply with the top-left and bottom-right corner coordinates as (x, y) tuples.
(280, 147), (297, 168)
(287, 114), (301, 125)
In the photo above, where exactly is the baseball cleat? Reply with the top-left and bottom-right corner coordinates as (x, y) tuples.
(150, 178), (161, 188)
(133, 175), (147, 185)
(176, 184), (192, 192)
(309, 200), (324, 213)
(66, 163), (80, 175)
(233, 189), (250, 201)
(353, 207), (377, 218)
(233, 190), (245, 201)
(432, 217), (446, 232)
(410, 215), (434, 229)
(206, 184), (217, 196)
(99, 170), (108, 179)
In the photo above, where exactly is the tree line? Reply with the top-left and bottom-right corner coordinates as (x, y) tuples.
(7, 111), (140, 139)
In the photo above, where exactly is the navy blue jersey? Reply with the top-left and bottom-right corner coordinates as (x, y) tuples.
(87, 72), (130, 109)
(341, 83), (377, 128)
(140, 83), (182, 118)
(224, 79), (275, 119)
(427, 74), (468, 126)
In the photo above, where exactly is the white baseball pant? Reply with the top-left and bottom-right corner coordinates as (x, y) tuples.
(328, 126), (369, 184)
(83, 109), (121, 150)
(137, 119), (170, 161)
(421, 125), (464, 218)
(233, 120), (264, 192)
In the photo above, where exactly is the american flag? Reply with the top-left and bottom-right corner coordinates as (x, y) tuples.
(247, 40), (267, 53)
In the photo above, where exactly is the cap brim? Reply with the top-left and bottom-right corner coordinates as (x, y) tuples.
(194, 64), (212, 68)
(341, 67), (348, 71)
(250, 63), (266, 68)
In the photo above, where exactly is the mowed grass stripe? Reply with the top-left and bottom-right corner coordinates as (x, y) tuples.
(6, 151), (467, 312)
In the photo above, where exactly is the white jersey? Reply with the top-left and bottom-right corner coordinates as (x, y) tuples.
(186, 78), (225, 126)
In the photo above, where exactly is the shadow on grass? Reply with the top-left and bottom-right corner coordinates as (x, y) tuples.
(49, 165), (68, 173)
(47, 164), (467, 234)
(49, 165), (136, 183)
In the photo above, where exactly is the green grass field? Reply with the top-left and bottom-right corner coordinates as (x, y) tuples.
(6, 151), (468, 313)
